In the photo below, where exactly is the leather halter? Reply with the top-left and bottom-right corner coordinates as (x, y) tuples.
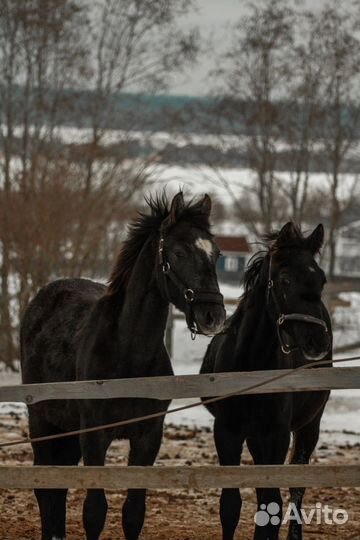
(158, 231), (224, 340)
(266, 253), (329, 355)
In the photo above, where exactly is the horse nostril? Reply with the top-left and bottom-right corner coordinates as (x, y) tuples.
(307, 338), (317, 353)
(206, 311), (215, 327)
(306, 333), (329, 355)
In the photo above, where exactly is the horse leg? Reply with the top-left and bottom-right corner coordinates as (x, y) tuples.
(287, 410), (324, 540)
(247, 427), (290, 540)
(214, 418), (245, 540)
(122, 419), (164, 540)
(81, 430), (111, 540)
(32, 432), (81, 540)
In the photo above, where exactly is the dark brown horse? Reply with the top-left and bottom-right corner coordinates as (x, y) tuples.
(21, 191), (226, 540)
(201, 222), (332, 540)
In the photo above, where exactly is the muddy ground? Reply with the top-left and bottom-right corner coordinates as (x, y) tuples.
(0, 413), (359, 540)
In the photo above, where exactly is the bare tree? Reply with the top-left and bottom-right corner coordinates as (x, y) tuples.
(276, 9), (325, 227)
(0, 0), (86, 367)
(202, 0), (360, 253)
(79, 0), (197, 192)
(0, 0), (197, 368)
(306, 3), (360, 278)
(202, 0), (296, 234)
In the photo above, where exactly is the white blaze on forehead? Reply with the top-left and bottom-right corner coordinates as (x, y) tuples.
(195, 237), (213, 259)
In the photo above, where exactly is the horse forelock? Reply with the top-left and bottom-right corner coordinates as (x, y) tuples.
(242, 224), (319, 302)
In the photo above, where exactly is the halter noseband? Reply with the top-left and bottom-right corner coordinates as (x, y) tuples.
(158, 231), (224, 340)
(266, 252), (328, 355)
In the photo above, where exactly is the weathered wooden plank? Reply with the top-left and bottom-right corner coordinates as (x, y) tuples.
(0, 465), (358, 489)
(0, 367), (359, 404)
(325, 280), (360, 294)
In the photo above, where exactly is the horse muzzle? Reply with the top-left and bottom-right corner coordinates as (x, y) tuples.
(192, 303), (226, 336)
(300, 330), (331, 362)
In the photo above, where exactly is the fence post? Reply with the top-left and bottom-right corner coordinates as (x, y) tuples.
(165, 306), (174, 358)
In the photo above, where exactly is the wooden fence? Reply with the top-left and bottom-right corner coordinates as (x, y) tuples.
(0, 366), (359, 489)
(1, 367), (359, 403)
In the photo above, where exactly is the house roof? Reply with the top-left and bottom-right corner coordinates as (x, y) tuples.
(215, 236), (251, 253)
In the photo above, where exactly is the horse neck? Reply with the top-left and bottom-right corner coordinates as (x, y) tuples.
(235, 287), (280, 371)
(117, 237), (169, 371)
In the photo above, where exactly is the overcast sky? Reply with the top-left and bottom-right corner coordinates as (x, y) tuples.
(172, 0), (244, 95)
(172, 0), (327, 95)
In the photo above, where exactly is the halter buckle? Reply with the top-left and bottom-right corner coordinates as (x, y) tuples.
(184, 288), (195, 303)
(162, 262), (170, 274)
(281, 343), (292, 355)
(278, 314), (285, 326)
(268, 279), (274, 289)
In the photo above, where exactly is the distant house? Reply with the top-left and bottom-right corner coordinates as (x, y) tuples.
(215, 236), (251, 284)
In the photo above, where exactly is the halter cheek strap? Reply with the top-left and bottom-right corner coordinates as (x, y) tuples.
(158, 232), (224, 340)
(267, 253), (329, 355)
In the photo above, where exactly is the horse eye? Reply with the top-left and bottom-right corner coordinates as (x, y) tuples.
(281, 277), (291, 286)
(174, 250), (185, 258)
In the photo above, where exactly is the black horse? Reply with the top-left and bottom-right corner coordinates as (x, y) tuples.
(21, 191), (226, 540)
(201, 222), (332, 540)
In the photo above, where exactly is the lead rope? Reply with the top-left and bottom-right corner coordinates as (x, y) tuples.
(0, 355), (358, 449)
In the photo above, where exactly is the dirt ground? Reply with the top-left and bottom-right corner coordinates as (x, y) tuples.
(0, 413), (359, 540)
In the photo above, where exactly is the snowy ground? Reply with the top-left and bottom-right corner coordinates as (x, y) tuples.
(3, 126), (360, 209)
(168, 288), (360, 446)
(333, 292), (360, 349)
(169, 318), (360, 447)
(0, 285), (359, 446)
(150, 164), (360, 209)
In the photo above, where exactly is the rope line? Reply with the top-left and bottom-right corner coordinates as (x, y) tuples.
(0, 355), (359, 449)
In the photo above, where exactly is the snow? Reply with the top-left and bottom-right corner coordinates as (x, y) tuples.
(168, 314), (360, 444)
(149, 164), (360, 208)
(333, 292), (360, 349)
(219, 282), (242, 301)
(0, 336), (359, 445)
(2, 122), (359, 204)
(168, 291), (360, 444)
(0, 266), (358, 447)
(0, 126), (303, 152)
(319, 348), (360, 445)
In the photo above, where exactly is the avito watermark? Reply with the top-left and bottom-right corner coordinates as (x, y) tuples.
(254, 502), (349, 527)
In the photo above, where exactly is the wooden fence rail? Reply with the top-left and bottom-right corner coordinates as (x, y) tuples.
(1, 465), (359, 489)
(1, 366), (359, 491)
(0, 367), (359, 404)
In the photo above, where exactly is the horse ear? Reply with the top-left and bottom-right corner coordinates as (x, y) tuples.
(169, 192), (185, 225)
(276, 222), (298, 244)
(201, 194), (212, 216)
(307, 224), (324, 254)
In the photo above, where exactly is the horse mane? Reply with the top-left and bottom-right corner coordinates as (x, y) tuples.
(107, 191), (211, 296)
